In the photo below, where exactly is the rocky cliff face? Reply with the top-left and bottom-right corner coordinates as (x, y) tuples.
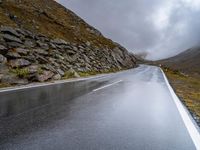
(0, 0), (136, 87)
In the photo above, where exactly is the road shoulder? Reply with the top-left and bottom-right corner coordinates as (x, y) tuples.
(161, 68), (200, 150)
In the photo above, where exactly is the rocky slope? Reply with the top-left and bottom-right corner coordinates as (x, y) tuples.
(157, 47), (200, 76)
(0, 0), (136, 87)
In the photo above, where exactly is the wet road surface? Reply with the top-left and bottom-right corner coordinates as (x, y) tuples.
(0, 65), (199, 150)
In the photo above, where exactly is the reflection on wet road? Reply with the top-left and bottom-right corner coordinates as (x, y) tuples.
(0, 65), (198, 150)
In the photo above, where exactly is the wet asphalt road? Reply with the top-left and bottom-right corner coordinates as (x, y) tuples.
(0, 65), (198, 150)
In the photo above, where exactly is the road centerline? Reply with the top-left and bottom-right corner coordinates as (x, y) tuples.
(92, 80), (123, 92)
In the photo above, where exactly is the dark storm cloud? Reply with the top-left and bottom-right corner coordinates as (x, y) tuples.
(59, 0), (200, 60)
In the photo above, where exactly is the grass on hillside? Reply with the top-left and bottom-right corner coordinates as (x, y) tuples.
(0, 0), (117, 50)
(163, 68), (200, 118)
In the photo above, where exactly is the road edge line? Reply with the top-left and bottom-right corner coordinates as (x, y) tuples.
(0, 68), (135, 93)
(160, 68), (200, 150)
(0, 74), (109, 93)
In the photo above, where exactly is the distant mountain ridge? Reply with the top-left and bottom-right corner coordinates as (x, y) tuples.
(157, 47), (200, 75)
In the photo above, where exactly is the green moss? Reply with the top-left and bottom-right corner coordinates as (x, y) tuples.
(63, 71), (76, 79)
(78, 72), (92, 77)
(77, 67), (126, 77)
(11, 68), (29, 78)
(37, 67), (43, 75)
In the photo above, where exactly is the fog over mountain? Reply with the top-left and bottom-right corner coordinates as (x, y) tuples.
(58, 0), (200, 60)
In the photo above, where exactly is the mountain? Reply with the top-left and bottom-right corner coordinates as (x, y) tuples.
(157, 47), (200, 75)
(0, 0), (136, 87)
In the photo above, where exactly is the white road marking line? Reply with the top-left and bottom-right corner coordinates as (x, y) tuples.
(161, 68), (200, 150)
(0, 68), (132, 93)
(93, 80), (123, 92)
(0, 74), (109, 93)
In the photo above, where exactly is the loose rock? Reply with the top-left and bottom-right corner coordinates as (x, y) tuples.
(1, 34), (22, 43)
(6, 51), (21, 59)
(7, 42), (24, 48)
(0, 54), (7, 63)
(0, 25), (136, 87)
(0, 45), (7, 54)
(9, 59), (31, 68)
(1, 26), (21, 37)
(26, 65), (39, 74)
(34, 49), (48, 55)
(1, 74), (28, 85)
(56, 68), (65, 76)
(24, 40), (36, 48)
(51, 38), (69, 45)
(53, 74), (61, 80)
(36, 41), (49, 50)
(15, 48), (30, 55)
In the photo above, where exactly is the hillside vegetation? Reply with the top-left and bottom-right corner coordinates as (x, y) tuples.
(0, 0), (137, 87)
(157, 47), (200, 76)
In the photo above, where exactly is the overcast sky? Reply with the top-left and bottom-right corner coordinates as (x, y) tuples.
(58, 0), (200, 60)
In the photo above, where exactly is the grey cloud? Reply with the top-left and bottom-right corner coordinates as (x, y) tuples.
(59, 0), (200, 60)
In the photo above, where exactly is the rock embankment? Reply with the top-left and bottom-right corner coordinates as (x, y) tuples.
(0, 26), (136, 86)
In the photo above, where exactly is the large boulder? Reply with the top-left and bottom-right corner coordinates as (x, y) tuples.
(65, 68), (80, 78)
(36, 71), (54, 82)
(53, 74), (62, 80)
